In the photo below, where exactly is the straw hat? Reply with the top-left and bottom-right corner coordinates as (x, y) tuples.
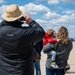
(1, 4), (24, 22)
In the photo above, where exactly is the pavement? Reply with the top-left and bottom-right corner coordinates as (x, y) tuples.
(40, 42), (75, 75)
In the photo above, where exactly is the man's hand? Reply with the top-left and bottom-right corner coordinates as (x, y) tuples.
(33, 53), (41, 61)
(24, 14), (32, 24)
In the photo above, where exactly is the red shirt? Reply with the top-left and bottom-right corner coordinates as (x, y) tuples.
(43, 32), (58, 46)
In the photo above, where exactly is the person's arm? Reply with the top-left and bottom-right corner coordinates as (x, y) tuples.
(43, 43), (55, 53)
(43, 33), (59, 45)
(40, 40), (43, 52)
(29, 20), (45, 42)
(23, 14), (45, 43)
(48, 38), (58, 43)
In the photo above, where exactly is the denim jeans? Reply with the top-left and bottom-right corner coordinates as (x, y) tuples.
(47, 50), (56, 61)
(46, 67), (64, 75)
(34, 60), (41, 75)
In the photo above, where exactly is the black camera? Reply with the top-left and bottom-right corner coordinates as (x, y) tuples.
(20, 16), (26, 21)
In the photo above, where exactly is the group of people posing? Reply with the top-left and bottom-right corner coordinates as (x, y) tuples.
(0, 4), (73, 75)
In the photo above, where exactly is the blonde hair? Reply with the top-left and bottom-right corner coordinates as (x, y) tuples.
(47, 29), (54, 36)
(58, 26), (69, 44)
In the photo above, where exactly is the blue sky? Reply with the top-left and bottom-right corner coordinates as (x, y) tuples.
(0, 0), (75, 38)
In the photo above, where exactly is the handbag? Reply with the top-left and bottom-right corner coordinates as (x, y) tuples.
(64, 64), (70, 74)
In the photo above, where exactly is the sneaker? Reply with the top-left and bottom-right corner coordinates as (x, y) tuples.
(50, 62), (59, 68)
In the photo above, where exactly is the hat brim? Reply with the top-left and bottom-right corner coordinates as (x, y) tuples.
(2, 10), (24, 22)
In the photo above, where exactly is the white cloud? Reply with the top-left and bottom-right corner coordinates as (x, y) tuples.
(70, 14), (75, 23)
(43, 11), (61, 19)
(61, 0), (75, 4)
(55, 15), (70, 24)
(35, 18), (66, 32)
(0, 0), (4, 4)
(63, 10), (75, 15)
(23, 3), (50, 15)
(48, 0), (60, 5)
(34, 0), (75, 5)
(35, 19), (54, 31)
(47, 0), (75, 5)
(49, 14), (75, 25)
(42, 9), (75, 26)
(0, 0), (7, 4)
(0, 5), (7, 15)
(0, 5), (7, 20)
(36, 19), (48, 25)
(62, 10), (75, 23)
(35, 12), (75, 33)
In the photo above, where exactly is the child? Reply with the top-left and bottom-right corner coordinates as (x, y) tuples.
(43, 29), (59, 68)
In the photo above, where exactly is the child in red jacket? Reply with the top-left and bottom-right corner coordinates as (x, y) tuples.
(43, 29), (59, 68)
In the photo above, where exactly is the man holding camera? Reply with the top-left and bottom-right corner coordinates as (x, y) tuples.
(0, 4), (45, 75)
